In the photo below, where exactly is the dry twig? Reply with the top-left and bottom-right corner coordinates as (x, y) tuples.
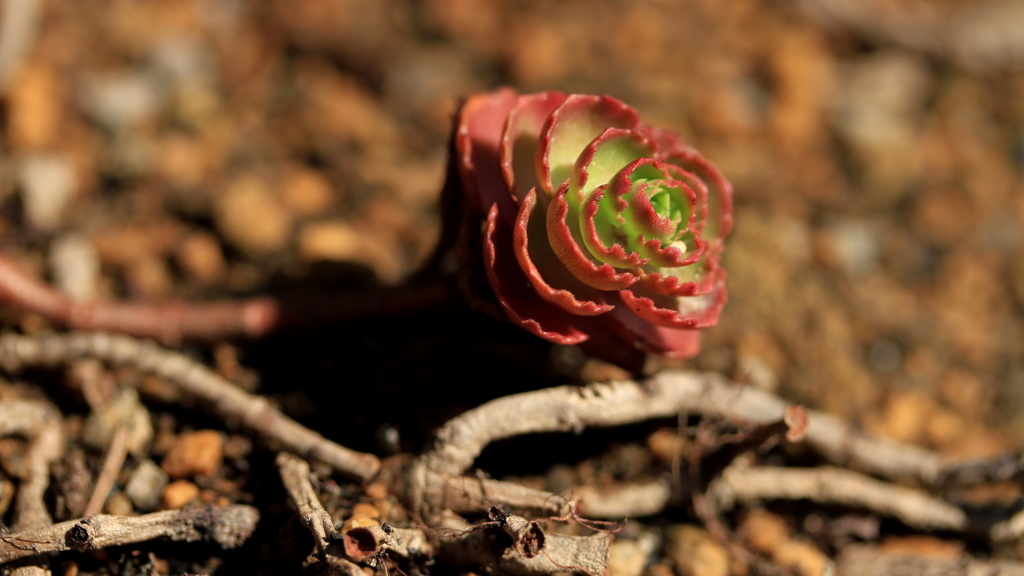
(0, 504), (259, 564)
(276, 452), (362, 575)
(422, 370), (944, 485)
(0, 331), (382, 481)
(82, 425), (129, 517)
(836, 544), (1024, 576)
(706, 463), (968, 533)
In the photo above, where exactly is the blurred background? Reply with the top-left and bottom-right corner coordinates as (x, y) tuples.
(2, 0), (1024, 462)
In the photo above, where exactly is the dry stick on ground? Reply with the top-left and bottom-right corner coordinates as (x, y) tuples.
(0, 504), (260, 564)
(0, 255), (454, 346)
(706, 463), (969, 533)
(276, 452), (363, 576)
(837, 544), (1024, 576)
(0, 331), (568, 516)
(0, 331), (382, 482)
(0, 398), (65, 576)
(82, 425), (129, 516)
(421, 369), (945, 486)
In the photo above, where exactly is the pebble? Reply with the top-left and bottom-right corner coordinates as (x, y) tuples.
(176, 231), (226, 285)
(104, 491), (133, 516)
(49, 233), (100, 300)
(78, 72), (161, 130)
(740, 509), (790, 555)
(665, 525), (730, 576)
(18, 153), (76, 231)
(162, 479), (201, 509)
(607, 540), (647, 576)
(6, 65), (60, 151)
(161, 429), (224, 479)
(82, 387), (154, 456)
(214, 173), (293, 256)
(351, 502), (380, 519)
(125, 459), (170, 512)
(280, 164), (336, 218)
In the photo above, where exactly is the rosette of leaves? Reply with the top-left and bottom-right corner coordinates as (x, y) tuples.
(444, 88), (733, 365)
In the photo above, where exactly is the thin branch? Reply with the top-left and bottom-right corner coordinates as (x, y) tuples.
(836, 544), (1024, 576)
(0, 332), (382, 482)
(0, 504), (259, 564)
(0, 255), (454, 345)
(421, 370), (944, 486)
(706, 464), (968, 533)
(0, 399), (64, 530)
(276, 452), (363, 575)
(82, 425), (129, 517)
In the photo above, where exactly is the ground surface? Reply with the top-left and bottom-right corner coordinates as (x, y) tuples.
(2, 0), (1024, 574)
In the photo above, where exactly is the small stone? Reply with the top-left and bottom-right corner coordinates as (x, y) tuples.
(364, 482), (389, 500)
(665, 525), (730, 576)
(607, 540), (649, 576)
(176, 231), (226, 285)
(772, 540), (829, 576)
(162, 479), (200, 509)
(78, 72), (161, 130)
(7, 65), (61, 151)
(741, 509), (790, 555)
(19, 153), (76, 231)
(49, 233), (100, 301)
(352, 502), (380, 519)
(82, 387), (154, 456)
(340, 515), (378, 534)
(125, 459), (170, 512)
(297, 219), (402, 283)
(280, 164), (335, 217)
(161, 430), (224, 479)
(104, 491), (133, 516)
(124, 256), (174, 299)
(879, 535), (962, 559)
(214, 173), (293, 256)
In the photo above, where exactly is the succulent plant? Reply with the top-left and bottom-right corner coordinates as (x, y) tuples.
(447, 88), (732, 364)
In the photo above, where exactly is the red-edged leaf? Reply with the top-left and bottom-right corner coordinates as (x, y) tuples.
(603, 298), (704, 358)
(456, 88), (520, 219)
(618, 271), (727, 329)
(500, 91), (567, 203)
(579, 185), (649, 269)
(483, 203), (593, 344)
(537, 95), (640, 195)
(546, 181), (641, 291)
(513, 189), (614, 316)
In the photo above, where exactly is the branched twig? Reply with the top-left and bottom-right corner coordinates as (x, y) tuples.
(0, 255), (453, 345)
(422, 370), (944, 486)
(706, 463), (968, 533)
(0, 331), (383, 481)
(0, 504), (259, 564)
(0, 399), (64, 530)
(276, 452), (363, 575)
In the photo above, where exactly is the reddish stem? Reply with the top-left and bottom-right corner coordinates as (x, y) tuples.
(0, 254), (456, 345)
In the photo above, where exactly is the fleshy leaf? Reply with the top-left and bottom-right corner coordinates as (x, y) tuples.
(570, 128), (653, 206)
(500, 92), (568, 203)
(547, 181), (641, 291)
(603, 296), (703, 358)
(536, 95), (640, 195)
(579, 185), (649, 269)
(513, 188), (614, 316)
(619, 272), (727, 329)
(457, 88), (520, 219)
(482, 203), (593, 344)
